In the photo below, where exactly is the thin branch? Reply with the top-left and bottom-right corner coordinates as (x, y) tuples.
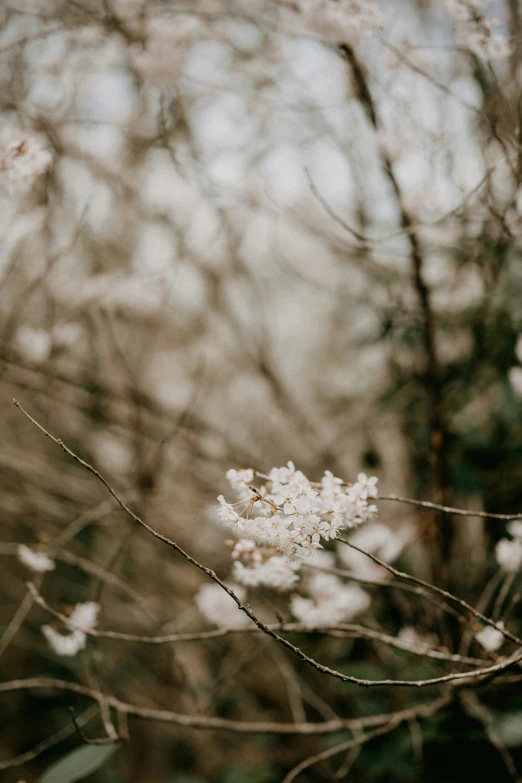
(28, 584), (487, 666)
(0, 705), (99, 770)
(280, 693), (449, 783)
(377, 494), (522, 521)
(68, 707), (121, 746)
(461, 692), (522, 783)
(0, 677), (452, 736)
(338, 537), (522, 647)
(14, 401), (522, 689)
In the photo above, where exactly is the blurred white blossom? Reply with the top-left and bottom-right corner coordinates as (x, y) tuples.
(475, 621), (505, 653)
(42, 626), (87, 657)
(446, 1), (511, 61)
(338, 521), (412, 579)
(196, 583), (250, 629)
(17, 545), (55, 573)
(66, 602), (100, 632)
(396, 626), (438, 654)
(507, 520), (522, 540)
(299, 0), (383, 44)
(15, 327), (52, 365)
(495, 538), (522, 572)
(232, 542), (299, 590)
(291, 571), (370, 626)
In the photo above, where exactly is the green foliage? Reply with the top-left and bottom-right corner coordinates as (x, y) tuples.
(215, 762), (275, 783)
(38, 743), (119, 783)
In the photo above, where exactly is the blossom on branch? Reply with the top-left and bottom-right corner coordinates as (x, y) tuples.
(17, 545), (55, 573)
(41, 601), (99, 657)
(231, 540), (300, 590)
(42, 627), (87, 657)
(217, 463), (379, 561)
(446, 0), (511, 61)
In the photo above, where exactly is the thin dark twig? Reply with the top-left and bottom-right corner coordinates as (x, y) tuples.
(338, 537), (522, 647)
(68, 707), (121, 746)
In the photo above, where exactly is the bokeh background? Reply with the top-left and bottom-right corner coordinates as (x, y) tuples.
(1, 0), (522, 781)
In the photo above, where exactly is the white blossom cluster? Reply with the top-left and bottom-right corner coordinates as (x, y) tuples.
(290, 570), (371, 626)
(218, 464), (378, 561)
(446, 1), (511, 61)
(230, 539), (300, 590)
(17, 544), (55, 573)
(14, 323), (84, 366)
(42, 602), (100, 657)
(298, 0), (384, 44)
(0, 129), (53, 194)
(130, 14), (201, 84)
(495, 520), (522, 573)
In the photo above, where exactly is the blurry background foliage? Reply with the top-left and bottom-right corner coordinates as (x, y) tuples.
(1, 0), (522, 780)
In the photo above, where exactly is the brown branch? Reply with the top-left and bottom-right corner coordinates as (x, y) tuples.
(0, 677), (452, 736)
(377, 494), (522, 521)
(28, 583), (487, 666)
(0, 705), (99, 770)
(14, 401), (522, 689)
(338, 537), (522, 647)
(68, 707), (121, 746)
(281, 692), (451, 783)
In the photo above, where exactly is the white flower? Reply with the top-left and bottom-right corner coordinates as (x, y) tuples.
(475, 622), (505, 653)
(218, 466), (379, 561)
(15, 327), (52, 365)
(355, 473), (379, 499)
(52, 322), (84, 350)
(291, 572), (371, 626)
(41, 601), (99, 657)
(231, 539), (261, 562)
(445, 0), (471, 22)
(396, 626), (437, 654)
(17, 545), (55, 573)
(495, 538), (522, 572)
(196, 583), (250, 629)
(507, 520), (522, 540)
(42, 626), (86, 657)
(300, 0), (383, 44)
(449, 5), (511, 61)
(226, 469), (254, 492)
(0, 129), (53, 193)
(309, 549), (336, 569)
(233, 555), (300, 590)
(66, 602), (99, 632)
(338, 522), (412, 579)
(230, 539), (300, 590)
